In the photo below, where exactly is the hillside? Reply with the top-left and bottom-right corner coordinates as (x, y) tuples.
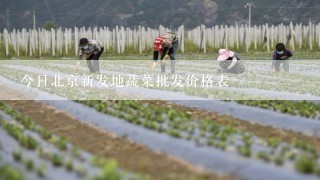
(0, 0), (319, 30)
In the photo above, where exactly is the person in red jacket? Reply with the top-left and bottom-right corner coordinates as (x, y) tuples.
(152, 32), (179, 73)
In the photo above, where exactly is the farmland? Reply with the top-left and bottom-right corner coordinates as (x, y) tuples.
(0, 49), (320, 180)
(1, 19), (320, 179)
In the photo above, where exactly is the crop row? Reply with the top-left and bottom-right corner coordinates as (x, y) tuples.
(1, 64), (320, 175)
(54, 62), (320, 120)
(8, 60), (320, 97)
(7, 62), (320, 120)
(236, 100), (320, 119)
(0, 64), (262, 101)
(79, 100), (320, 175)
(0, 101), (131, 180)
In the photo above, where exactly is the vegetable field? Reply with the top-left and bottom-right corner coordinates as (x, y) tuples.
(0, 52), (319, 180)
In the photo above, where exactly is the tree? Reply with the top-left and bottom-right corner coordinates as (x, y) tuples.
(43, 21), (56, 30)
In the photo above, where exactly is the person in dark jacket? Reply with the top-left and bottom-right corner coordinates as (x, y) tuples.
(217, 49), (245, 74)
(152, 32), (179, 73)
(76, 38), (104, 73)
(272, 43), (293, 72)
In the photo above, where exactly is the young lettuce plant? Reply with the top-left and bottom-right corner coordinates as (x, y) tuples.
(51, 154), (63, 167)
(256, 151), (271, 162)
(75, 165), (86, 177)
(294, 153), (317, 174)
(36, 163), (47, 178)
(64, 159), (74, 171)
(237, 145), (251, 157)
(24, 159), (35, 171)
(12, 150), (22, 162)
(0, 165), (22, 180)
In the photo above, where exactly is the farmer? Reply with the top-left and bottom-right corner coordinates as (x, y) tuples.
(76, 38), (104, 73)
(152, 32), (179, 73)
(217, 49), (245, 74)
(272, 43), (293, 72)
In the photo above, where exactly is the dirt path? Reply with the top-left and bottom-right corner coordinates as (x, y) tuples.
(3, 100), (226, 180)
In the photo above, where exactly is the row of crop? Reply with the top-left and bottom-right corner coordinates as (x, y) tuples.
(41, 62), (320, 120)
(236, 100), (320, 119)
(1, 65), (320, 175)
(1, 63), (319, 123)
(1, 63), (262, 101)
(6, 60), (320, 99)
(44, 60), (320, 99)
(0, 101), (131, 179)
(76, 62), (320, 120)
(79, 100), (320, 175)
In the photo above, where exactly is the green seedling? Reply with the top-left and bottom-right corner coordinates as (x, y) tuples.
(38, 128), (52, 140)
(0, 165), (22, 180)
(75, 165), (86, 177)
(19, 135), (38, 150)
(99, 160), (122, 180)
(295, 153), (316, 174)
(51, 154), (63, 166)
(267, 138), (281, 148)
(242, 133), (252, 146)
(24, 159), (34, 171)
(286, 151), (297, 160)
(217, 141), (227, 150)
(71, 147), (81, 158)
(56, 137), (68, 151)
(274, 156), (284, 166)
(256, 151), (271, 162)
(12, 150), (22, 161)
(37, 164), (47, 178)
(65, 159), (74, 171)
(91, 155), (108, 167)
(237, 145), (251, 157)
(37, 148), (51, 160)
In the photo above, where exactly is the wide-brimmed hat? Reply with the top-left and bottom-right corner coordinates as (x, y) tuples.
(217, 49), (235, 61)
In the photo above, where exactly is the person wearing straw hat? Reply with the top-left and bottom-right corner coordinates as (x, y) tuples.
(151, 32), (179, 73)
(76, 38), (104, 73)
(217, 49), (245, 74)
(272, 43), (292, 72)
